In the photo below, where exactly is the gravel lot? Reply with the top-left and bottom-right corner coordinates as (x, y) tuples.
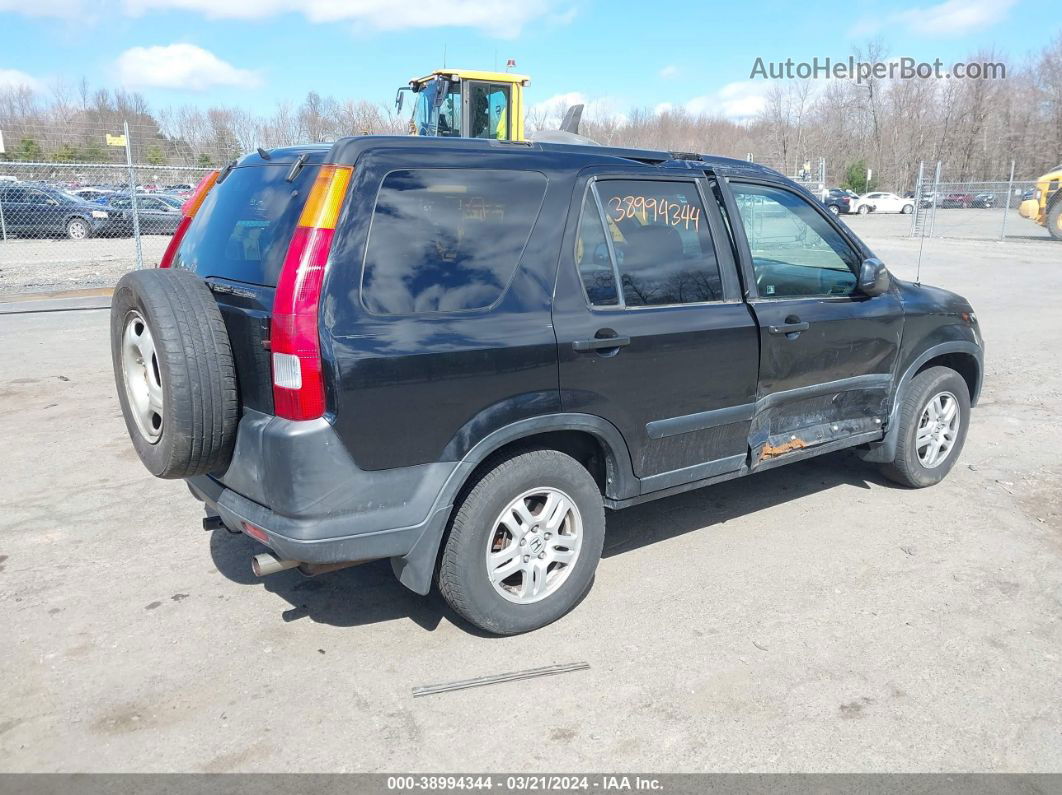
(0, 229), (1060, 772)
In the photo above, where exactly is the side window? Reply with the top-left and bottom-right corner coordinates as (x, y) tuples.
(587, 179), (723, 307)
(361, 168), (547, 315)
(438, 84), (461, 137)
(731, 183), (859, 299)
(113, 197), (131, 209)
(26, 190), (50, 205)
(3, 188), (27, 202)
(468, 82), (510, 140)
(573, 190), (619, 306)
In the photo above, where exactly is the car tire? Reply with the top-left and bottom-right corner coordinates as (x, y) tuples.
(828, 205), (840, 215)
(1048, 200), (1062, 241)
(881, 366), (970, 488)
(858, 204), (870, 215)
(66, 217), (91, 240)
(437, 449), (606, 635)
(901, 204), (913, 214)
(110, 268), (238, 479)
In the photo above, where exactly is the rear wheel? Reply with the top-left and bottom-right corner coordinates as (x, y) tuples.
(858, 204), (870, 215)
(67, 218), (90, 240)
(881, 366), (970, 488)
(438, 449), (605, 634)
(828, 205), (840, 215)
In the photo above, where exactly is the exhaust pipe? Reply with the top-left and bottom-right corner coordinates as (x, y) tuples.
(251, 553), (299, 577)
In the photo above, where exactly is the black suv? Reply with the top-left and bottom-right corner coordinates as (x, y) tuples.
(110, 137), (983, 634)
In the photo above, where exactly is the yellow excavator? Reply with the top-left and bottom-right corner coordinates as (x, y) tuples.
(1018, 164), (1062, 240)
(395, 68), (583, 142)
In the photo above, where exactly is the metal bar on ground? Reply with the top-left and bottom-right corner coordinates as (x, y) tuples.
(412, 662), (590, 698)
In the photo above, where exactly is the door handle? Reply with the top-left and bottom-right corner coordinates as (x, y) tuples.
(572, 335), (631, 352)
(768, 321), (810, 335)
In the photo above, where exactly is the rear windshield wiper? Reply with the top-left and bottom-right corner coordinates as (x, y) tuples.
(286, 153), (309, 183)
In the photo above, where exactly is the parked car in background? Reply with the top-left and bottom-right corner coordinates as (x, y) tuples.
(971, 193), (996, 209)
(98, 193), (183, 235)
(72, 188), (114, 203)
(852, 192), (914, 214)
(0, 184), (110, 239)
(919, 192), (941, 208)
(821, 188), (853, 215)
(941, 193), (974, 209)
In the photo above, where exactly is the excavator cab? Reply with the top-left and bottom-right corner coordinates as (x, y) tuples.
(396, 70), (529, 141)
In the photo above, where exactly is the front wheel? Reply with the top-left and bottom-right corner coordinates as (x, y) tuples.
(1048, 200), (1062, 241)
(881, 366), (971, 488)
(901, 204), (913, 214)
(437, 449), (605, 634)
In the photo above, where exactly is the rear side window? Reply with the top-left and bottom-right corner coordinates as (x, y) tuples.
(361, 169), (547, 315)
(173, 163), (320, 286)
(575, 179), (723, 307)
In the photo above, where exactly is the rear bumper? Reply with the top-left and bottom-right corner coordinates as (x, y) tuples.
(186, 409), (459, 587)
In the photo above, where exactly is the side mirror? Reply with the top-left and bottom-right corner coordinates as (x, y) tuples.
(858, 257), (890, 296)
(394, 88), (405, 113)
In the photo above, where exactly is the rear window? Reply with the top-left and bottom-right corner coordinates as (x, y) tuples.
(173, 163), (319, 286)
(360, 168), (548, 315)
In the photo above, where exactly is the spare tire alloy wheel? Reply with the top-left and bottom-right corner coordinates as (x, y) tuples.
(110, 269), (238, 479)
(486, 487), (583, 604)
(121, 310), (164, 443)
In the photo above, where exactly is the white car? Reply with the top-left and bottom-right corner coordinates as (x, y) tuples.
(851, 192), (915, 215)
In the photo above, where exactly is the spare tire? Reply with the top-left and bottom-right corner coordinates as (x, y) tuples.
(110, 268), (238, 478)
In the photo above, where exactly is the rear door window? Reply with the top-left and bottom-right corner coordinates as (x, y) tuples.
(577, 179), (723, 307)
(360, 168), (547, 315)
(173, 163), (320, 286)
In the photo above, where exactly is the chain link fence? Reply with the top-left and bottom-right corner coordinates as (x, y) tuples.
(908, 162), (1045, 242)
(0, 161), (211, 295)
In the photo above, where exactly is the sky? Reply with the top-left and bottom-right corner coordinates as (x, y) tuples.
(0, 0), (1052, 122)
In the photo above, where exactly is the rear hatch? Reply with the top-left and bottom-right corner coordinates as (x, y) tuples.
(171, 152), (326, 414)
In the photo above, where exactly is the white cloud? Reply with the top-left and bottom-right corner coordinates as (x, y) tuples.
(658, 65), (679, 79)
(0, 0), (84, 18)
(684, 81), (772, 121)
(653, 102), (673, 115)
(130, 0), (557, 36)
(0, 69), (43, 92)
(0, 0), (563, 34)
(116, 43), (261, 91)
(850, 0), (1016, 37)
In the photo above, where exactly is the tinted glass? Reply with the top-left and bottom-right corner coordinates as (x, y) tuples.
(574, 190), (619, 306)
(468, 83), (511, 140)
(731, 183), (858, 299)
(595, 180), (723, 306)
(361, 169), (547, 315)
(3, 188), (27, 202)
(173, 163), (319, 286)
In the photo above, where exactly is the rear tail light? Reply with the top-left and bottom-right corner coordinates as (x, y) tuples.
(158, 169), (219, 268)
(271, 164), (353, 421)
